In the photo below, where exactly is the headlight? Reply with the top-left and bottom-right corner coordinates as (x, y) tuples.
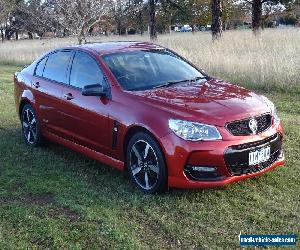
(168, 119), (222, 141)
(261, 96), (280, 124)
(273, 107), (280, 124)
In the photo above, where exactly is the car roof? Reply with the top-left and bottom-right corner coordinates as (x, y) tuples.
(65, 41), (164, 56)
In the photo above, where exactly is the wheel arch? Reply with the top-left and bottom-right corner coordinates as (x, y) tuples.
(18, 88), (36, 119)
(123, 125), (168, 171)
(19, 99), (32, 119)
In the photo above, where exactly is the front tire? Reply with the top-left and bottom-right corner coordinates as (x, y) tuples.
(21, 104), (43, 147)
(126, 132), (167, 194)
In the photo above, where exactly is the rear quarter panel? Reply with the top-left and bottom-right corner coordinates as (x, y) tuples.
(14, 70), (36, 117)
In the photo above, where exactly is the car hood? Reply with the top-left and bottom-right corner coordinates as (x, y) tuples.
(128, 79), (271, 126)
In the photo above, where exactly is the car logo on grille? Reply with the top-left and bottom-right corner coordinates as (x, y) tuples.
(249, 118), (258, 134)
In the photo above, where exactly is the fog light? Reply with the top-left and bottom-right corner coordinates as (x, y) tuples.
(191, 166), (216, 172)
(184, 165), (223, 181)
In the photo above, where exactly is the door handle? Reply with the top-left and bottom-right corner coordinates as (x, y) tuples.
(63, 93), (74, 100)
(33, 82), (40, 88)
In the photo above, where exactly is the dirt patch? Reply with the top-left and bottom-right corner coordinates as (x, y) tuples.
(0, 192), (55, 206)
(0, 192), (81, 222)
(126, 209), (181, 249)
(22, 192), (56, 205)
(48, 206), (81, 222)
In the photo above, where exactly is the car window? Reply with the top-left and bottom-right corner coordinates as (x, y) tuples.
(43, 51), (72, 84)
(102, 49), (204, 91)
(35, 56), (48, 77)
(70, 51), (104, 89)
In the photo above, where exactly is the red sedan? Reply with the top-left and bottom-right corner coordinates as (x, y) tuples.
(14, 42), (284, 193)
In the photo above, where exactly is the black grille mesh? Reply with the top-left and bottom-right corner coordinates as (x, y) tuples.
(224, 133), (282, 176)
(226, 114), (272, 136)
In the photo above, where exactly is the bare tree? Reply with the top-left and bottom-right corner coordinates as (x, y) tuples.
(211, 0), (222, 40)
(53, 0), (113, 44)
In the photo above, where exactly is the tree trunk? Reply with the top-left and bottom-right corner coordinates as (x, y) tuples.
(1, 29), (4, 42)
(139, 12), (144, 36)
(149, 0), (157, 41)
(78, 28), (86, 45)
(211, 0), (222, 41)
(252, 0), (262, 35)
(28, 32), (33, 39)
(117, 19), (122, 35)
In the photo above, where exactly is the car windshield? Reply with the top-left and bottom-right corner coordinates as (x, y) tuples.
(102, 49), (205, 91)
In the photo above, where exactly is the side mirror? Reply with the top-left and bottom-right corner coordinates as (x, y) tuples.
(82, 84), (107, 97)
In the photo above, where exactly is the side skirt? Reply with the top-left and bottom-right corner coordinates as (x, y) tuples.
(44, 131), (125, 171)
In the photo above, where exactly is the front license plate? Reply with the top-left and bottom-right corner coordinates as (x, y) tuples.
(249, 147), (271, 166)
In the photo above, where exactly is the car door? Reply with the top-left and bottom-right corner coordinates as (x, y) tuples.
(32, 50), (73, 137)
(59, 51), (111, 155)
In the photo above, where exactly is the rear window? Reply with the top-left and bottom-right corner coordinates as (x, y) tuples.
(43, 51), (72, 84)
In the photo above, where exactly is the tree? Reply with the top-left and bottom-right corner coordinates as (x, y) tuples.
(52, 0), (113, 44)
(251, 0), (263, 34)
(245, 0), (294, 34)
(112, 0), (128, 35)
(149, 0), (158, 40)
(121, 0), (146, 35)
(148, 0), (187, 39)
(0, 0), (16, 42)
(14, 0), (60, 39)
(211, 0), (222, 40)
(222, 0), (249, 29)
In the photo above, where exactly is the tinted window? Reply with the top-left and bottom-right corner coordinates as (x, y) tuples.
(102, 50), (204, 91)
(70, 52), (104, 89)
(43, 51), (72, 84)
(35, 57), (48, 77)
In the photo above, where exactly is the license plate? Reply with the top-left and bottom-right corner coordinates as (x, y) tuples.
(249, 147), (271, 165)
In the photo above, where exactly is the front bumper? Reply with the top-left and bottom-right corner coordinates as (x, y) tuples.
(160, 121), (284, 189)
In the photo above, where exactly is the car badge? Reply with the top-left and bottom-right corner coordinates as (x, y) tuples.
(249, 118), (258, 135)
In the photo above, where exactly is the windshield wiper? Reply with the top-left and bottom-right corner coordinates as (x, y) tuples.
(192, 76), (208, 81)
(153, 79), (189, 89)
(152, 76), (207, 89)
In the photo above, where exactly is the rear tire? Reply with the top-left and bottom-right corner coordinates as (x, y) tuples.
(21, 104), (44, 147)
(126, 132), (167, 194)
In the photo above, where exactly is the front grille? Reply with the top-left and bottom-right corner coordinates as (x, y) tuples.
(226, 113), (272, 136)
(224, 133), (282, 176)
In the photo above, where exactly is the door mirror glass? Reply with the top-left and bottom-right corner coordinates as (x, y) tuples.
(82, 84), (106, 96)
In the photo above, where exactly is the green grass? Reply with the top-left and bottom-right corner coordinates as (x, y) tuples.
(0, 63), (299, 249)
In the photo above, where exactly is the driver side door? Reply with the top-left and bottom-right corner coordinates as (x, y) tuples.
(59, 51), (112, 155)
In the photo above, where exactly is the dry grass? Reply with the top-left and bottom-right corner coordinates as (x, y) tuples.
(0, 28), (299, 89)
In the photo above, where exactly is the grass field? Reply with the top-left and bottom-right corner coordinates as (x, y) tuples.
(0, 61), (299, 248)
